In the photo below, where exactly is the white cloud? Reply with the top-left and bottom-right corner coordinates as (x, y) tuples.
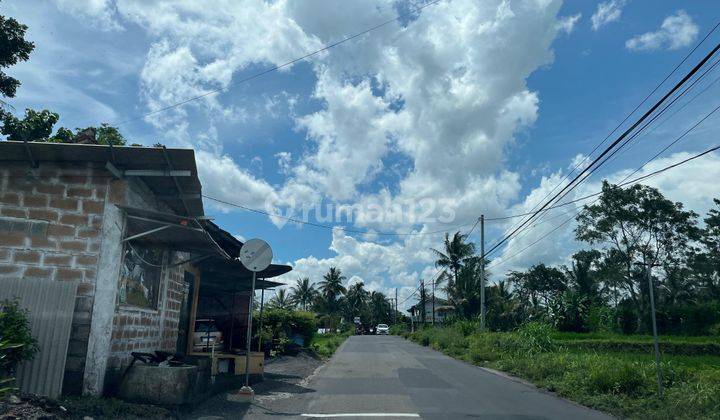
(626, 10), (699, 52)
(491, 150), (720, 275)
(51, 0), (123, 31)
(591, 0), (624, 31)
(557, 13), (581, 35)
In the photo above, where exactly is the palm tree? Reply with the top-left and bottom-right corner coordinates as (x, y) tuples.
(269, 289), (293, 310)
(432, 232), (475, 323)
(318, 267), (347, 306)
(344, 281), (369, 322)
(369, 291), (391, 325)
(432, 232), (476, 289)
(290, 277), (316, 310)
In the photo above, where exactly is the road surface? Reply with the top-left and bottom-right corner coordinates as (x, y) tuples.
(245, 335), (611, 419)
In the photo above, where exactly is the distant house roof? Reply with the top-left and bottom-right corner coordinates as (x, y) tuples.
(407, 297), (451, 312)
(0, 141), (204, 217)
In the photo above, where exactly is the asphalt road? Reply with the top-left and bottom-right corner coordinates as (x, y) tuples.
(245, 335), (611, 419)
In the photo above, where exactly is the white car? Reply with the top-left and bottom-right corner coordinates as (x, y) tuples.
(376, 324), (389, 335)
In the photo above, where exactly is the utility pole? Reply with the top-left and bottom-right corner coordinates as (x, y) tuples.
(395, 288), (398, 325)
(646, 261), (663, 398)
(480, 215), (486, 331)
(432, 277), (435, 326)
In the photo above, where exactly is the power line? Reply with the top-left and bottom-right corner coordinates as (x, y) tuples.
(497, 21), (720, 252)
(487, 143), (720, 272)
(114, 0), (443, 126)
(485, 55), (720, 255)
(482, 42), (720, 260)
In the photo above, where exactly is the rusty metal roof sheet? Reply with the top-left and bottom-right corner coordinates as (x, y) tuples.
(0, 141), (204, 216)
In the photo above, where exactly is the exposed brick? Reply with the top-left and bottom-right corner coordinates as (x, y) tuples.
(77, 282), (94, 296)
(77, 227), (99, 239)
(74, 296), (93, 312)
(75, 254), (98, 267)
(88, 242), (100, 253)
(60, 240), (86, 252)
(36, 184), (65, 195)
(56, 268), (83, 281)
(0, 233), (25, 247)
(58, 175), (88, 185)
(28, 209), (59, 222)
(108, 181), (126, 204)
(29, 236), (57, 250)
(13, 250), (41, 264)
(47, 224), (75, 237)
(71, 324), (90, 341)
(0, 193), (20, 206)
(0, 264), (22, 276)
(66, 187), (92, 198)
(43, 253), (73, 266)
(49, 197), (79, 212)
(81, 200), (104, 214)
(24, 266), (53, 279)
(23, 195), (49, 208)
(0, 249), (9, 262)
(0, 208), (27, 218)
(83, 270), (96, 283)
(59, 214), (87, 225)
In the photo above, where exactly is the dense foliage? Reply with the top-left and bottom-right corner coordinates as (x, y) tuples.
(0, 2), (34, 100)
(420, 182), (720, 337)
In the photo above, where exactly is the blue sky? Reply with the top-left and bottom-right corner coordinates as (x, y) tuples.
(3, 0), (720, 307)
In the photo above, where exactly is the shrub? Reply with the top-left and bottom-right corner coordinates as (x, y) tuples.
(0, 300), (38, 398)
(515, 322), (557, 355)
(0, 300), (38, 367)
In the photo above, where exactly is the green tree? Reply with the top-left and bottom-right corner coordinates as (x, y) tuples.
(0, 108), (58, 141)
(432, 232), (476, 291)
(368, 291), (391, 325)
(317, 267), (347, 327)
(289, 277), (316, 311)
(343, 282), (369, 323)
(268, 289), (293, 310)
(691, 199), (720, 300)
(0, 6), (34, 100)
(575, 181), (699, 332)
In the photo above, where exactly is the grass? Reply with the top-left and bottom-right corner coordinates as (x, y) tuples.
(402, 324), (720, 419)
(310, 331), (351, 358)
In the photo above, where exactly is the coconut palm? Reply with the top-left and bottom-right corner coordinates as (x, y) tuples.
(268, 289), (293, 310)
(432, 231), (476, 289)
(318, 267), (347, 314)
(344, 281), (369, 321)
(289, 277), (316, 310)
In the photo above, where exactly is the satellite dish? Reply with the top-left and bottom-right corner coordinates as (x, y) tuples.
(239, 239), (273, 272)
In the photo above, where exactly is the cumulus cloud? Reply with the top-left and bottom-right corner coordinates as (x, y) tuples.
(591, 0), (624, 31)
(492, 150), (720, 275)
(625, 10), (699, 52)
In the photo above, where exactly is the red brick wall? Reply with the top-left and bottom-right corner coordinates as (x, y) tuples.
(107, 261), (189, 369)
(0, 161), (110, 393)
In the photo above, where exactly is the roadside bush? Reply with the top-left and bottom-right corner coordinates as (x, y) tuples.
(1, 300), (38, 398)
(260, 309), (317, 353)
(514, 322), (557, 355)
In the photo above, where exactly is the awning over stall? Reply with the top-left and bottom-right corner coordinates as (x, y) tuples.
(119, 206), (230, 260)
(198, 257), (289, 296)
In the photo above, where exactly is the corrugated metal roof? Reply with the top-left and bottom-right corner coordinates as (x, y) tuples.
(0, 141), (203, 216)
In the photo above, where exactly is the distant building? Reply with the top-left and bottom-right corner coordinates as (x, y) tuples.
(407, 296), (453, 324)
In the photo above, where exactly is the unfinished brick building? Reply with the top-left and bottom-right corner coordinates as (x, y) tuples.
(0, 141), (289, 398)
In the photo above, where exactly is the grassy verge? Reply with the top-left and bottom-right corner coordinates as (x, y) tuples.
(310, 331), (351, 358)
(401, 324), (720, 419)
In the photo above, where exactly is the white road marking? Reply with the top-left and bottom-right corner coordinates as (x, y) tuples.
(301, 414), (420, 418)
